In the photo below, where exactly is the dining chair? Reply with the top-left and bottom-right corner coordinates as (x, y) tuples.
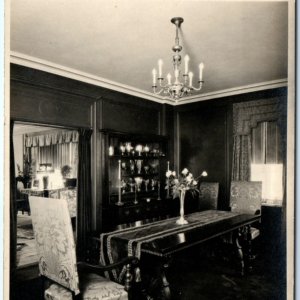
(48, 188), (77, 219)
(16, 177), (30, 215)
(220, 181), (262, 271)
(198, 182), (219, 211)
(29, 196), (138, 300)
(230, 181), (262, 240)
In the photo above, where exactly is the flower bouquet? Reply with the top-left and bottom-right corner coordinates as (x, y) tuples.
(166, 168), (207, 224)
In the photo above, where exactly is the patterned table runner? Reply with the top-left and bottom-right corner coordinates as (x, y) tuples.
(100, 210), (239, 282)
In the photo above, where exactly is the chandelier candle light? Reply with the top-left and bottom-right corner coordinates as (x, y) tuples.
(152, 17), (204, 100)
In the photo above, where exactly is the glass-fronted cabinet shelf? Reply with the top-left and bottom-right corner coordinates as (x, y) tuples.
(100, 129), (168, 206)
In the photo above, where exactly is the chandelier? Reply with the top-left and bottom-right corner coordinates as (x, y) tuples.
(152, 17), (204, 100)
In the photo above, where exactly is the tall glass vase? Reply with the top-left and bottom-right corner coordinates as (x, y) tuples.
(176, 189), (188, 225)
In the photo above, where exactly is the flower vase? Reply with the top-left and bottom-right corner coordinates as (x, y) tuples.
(176, 189), (188, 225)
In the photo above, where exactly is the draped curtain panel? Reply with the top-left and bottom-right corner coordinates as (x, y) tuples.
(251, 121), (283, 164)
(30, 143), (78, 175)
(231, 97), (284, 181)
(76, 129), (93, 261)
(25, 130), (79, 176)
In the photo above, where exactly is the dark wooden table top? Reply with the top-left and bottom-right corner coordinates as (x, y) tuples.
(99, 211), (261, 259)
(141, 213), (261, 256)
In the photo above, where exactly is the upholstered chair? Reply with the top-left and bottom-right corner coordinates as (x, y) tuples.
(48, 188), (77, 218)
(29, 196), (137, 300)
(198, 182), (219, 211)
(59, 189), (77, 219)
(230, 181), (262, 240)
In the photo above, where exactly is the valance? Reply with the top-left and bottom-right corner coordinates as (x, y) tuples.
(233, 97), (283, 136)
(232, 96), (285, 181)
(25, 130), (79, 147)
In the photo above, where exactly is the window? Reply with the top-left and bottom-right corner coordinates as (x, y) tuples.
(250, 121), (283, 205)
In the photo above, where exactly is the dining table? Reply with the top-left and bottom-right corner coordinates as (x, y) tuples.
(99, 210), (261, 299)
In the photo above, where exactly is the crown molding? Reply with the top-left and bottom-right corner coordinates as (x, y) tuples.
(174, 79), (288, 105)
(10, 52), (174, 105)
(10, 51), (287, 106)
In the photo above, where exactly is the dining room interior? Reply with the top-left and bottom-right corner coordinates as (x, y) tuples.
(7, 1), (294, 300)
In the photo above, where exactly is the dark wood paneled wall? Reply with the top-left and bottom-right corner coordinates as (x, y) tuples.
(10, 64), (174, 231)
(175, 88), (287, 210)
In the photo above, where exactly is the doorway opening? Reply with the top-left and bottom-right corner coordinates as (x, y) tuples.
(13, 122), (79, 269)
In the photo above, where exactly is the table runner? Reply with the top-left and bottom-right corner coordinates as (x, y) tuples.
(100, 210), (239, 282)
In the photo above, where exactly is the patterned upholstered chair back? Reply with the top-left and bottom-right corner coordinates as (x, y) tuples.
(48, 188), (77, 218)
(199, 182), (219, 210)
(60, 189), (77, 218)
(230, 181), (262, 215)
(29, 196), (80, 295)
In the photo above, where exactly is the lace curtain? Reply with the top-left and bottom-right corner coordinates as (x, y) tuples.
(231, 97), (285, 181)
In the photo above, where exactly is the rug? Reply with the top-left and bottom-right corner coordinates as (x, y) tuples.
(17, 223), (34, 240)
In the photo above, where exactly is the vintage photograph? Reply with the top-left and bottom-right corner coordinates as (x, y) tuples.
(6, 0), (294, 299)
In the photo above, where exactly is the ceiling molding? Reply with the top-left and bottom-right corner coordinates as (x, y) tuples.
(10, 51), (174, 105)
(174, 79), (288, 105)
(11, 51), (287, 107)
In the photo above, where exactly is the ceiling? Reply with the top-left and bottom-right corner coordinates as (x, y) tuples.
(10, 0), (289, 105)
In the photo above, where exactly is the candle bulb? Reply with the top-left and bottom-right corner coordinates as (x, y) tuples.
(184, 55), (190, 74)
(167, 73), (172, 85)
(189, 72), (193, 87)
(199, 63), (204, 81)
(118, 160), (121, 180)
(152, 69), (157, 85)
(158, 59), (163, 78)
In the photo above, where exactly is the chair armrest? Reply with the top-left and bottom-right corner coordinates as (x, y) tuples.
(77, 256), (139, 272)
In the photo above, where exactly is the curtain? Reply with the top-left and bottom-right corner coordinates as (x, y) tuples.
(29, 142), (78, 176)
(25, 129), (79, 178)
(10, 121), (17, 294)
(231, 98), (283, 181)
(232, 135), (251, 181)
(76, 129), (92, 261)
(24, 130), (79, 147)
(252, 121), (283, 164)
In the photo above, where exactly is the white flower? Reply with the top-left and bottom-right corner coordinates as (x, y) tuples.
(186, 174), (193, 183)
(181, 168), (189, 176)
(166, 170), (172, 178)
(201, 171), (208, 177)
(192, 180), (198, 185)
(174, 178), (179, 184)
(172, 171), (176, 177)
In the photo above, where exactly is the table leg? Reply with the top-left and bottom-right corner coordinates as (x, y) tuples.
(243, 225), (253, 274)
(234, 228), (245, 276)
(140, 255), (172, 300)
(160, 256), (172, 300)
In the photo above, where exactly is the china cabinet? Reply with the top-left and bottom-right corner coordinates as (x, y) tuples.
(100, 129), (173, 230)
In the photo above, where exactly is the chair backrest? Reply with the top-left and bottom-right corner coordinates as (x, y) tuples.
(29, 196), (80, 295)
(199, 182), (219, 210)
(230, 181), (262, 214)
(59, 189), (77, 218)
(48, 188), (77, 218)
